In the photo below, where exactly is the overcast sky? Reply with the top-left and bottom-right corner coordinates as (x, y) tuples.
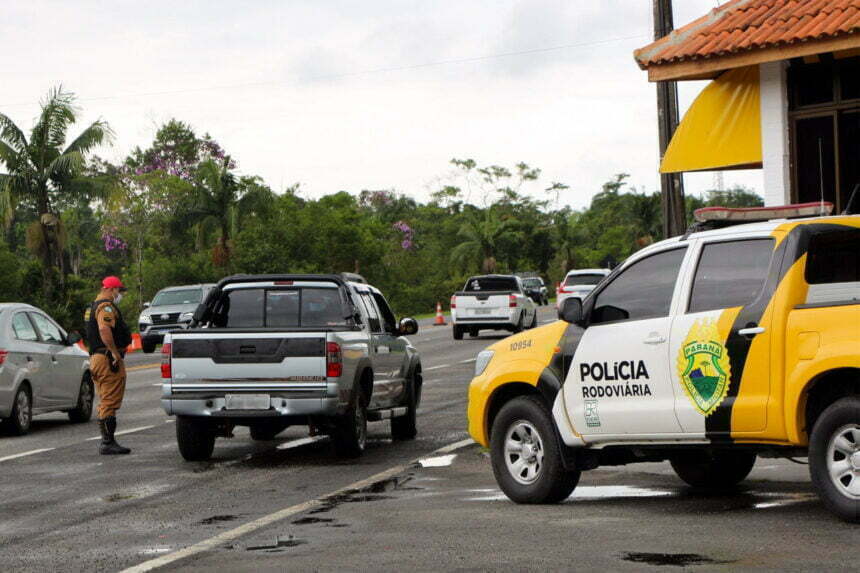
(1, 0), (761, 209)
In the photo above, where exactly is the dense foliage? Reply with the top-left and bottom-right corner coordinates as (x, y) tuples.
(0, 89), (763, 333)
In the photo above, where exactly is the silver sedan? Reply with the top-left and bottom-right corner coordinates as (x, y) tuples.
(0, 303), (92, 435)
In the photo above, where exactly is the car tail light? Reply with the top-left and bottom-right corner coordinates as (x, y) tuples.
(450, 296), (456, 309)
(0, 350), (7, 365)
(161, 343), (172, 379)
(509, 294), (517, 308)
(558, 286), (569, 293)
(326, 342), (343, 378)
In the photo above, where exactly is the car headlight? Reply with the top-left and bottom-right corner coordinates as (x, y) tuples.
(474, 349), (495, 377)
(180, 312), (194, 322)
(139, 314), (152, 324)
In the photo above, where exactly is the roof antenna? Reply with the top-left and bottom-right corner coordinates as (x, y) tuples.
(842, 183), (859, 215)
(818, 138), (826, 216)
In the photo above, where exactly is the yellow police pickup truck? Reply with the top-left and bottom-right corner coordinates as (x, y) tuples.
(467, 208), (859, 522)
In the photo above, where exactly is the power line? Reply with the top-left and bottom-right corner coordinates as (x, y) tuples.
(0, 33), (649, 108)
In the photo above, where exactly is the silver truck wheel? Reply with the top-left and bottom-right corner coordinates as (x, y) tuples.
(333, 389), (367, 458)
(176, 416), (216, 461)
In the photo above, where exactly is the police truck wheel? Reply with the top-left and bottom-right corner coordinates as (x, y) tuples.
(490, 395), (579, 504)
(176, 416), (216, 461)
(142, 341), (157, 354)
(670, 450), (756, 489)
(453, 326), (463, 340)
(2, 385), (32, 436)
(333, 388), (368, 457)
(68, 373), (94, 423)
(808, 395), (860, 523)
(392, 368), (421, 441)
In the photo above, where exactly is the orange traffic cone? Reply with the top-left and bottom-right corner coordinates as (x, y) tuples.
(126, 333), (143, 353)
(433, 302), (446, 326)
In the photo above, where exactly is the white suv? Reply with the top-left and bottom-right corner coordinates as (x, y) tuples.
(556, 269), (610, 309)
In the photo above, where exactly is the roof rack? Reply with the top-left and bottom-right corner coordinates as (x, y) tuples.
(683, 202), (835, 238)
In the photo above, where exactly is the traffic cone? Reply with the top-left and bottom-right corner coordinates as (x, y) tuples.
(433, 302), (446, 326)
(126, 333), (143, 353)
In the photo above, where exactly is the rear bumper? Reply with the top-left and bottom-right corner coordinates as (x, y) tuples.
(162, 395), (340, 418)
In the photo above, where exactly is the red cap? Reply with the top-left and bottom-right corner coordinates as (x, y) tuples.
(102, 276), (126, 290)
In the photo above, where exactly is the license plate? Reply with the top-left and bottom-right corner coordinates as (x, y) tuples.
(474, 308), (492, 315)
(225, 394), (270, 410)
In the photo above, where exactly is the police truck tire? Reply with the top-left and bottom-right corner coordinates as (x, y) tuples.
(808, 395), (860, 523)
(333, 388), (368, 458)
(67, 373), (94, 423)
(453, 326), (463, 340)
(392, 368), (421, 441)
(176, 416), (216, 461)
(490, 395), (580, 504)
(670, 450), (756, 489)
(2, 385), (32, 436)
(142, 342), (157, 354)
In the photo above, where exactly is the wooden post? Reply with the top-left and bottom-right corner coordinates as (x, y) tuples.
(653, 0), (687, 238)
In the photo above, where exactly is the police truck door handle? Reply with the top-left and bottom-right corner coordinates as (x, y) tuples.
(643, 334), (666, 345)
(738, 325), (765, 338)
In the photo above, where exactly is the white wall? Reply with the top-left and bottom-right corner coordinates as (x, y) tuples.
(759, 61), (792, 206)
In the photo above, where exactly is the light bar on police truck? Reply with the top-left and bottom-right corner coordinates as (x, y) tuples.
(693, 202), (834, 223)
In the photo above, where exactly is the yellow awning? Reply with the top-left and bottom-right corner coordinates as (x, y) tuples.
(660, 65), (762, 174)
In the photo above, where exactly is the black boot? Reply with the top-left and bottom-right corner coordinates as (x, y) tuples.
(99, 416), (131, 455)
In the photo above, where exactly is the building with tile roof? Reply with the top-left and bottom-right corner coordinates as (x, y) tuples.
(635, 0), (860, 211)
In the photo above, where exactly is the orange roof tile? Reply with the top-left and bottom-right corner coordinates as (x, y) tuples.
(635, 0), (860, 70)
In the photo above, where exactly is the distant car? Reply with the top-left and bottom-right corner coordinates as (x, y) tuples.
(520, 277), (549, 306)
(556, 269), (610, 309)
(450, 275), (538, 339)
(0, 304), (92, 435)
(138, 284), (216, 353)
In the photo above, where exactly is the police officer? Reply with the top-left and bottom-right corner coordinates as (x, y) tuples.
(86, 276), (133, 455)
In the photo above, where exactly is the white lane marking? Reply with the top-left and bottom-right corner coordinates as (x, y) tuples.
(459, 358), (476, 364)
(276, 436), (326, 450)
(418, 453), (457, 467)
(121, 438), (474, 573)
(423, 364), (450, 371)
(0, 448), (55, 463)
(540, 319), (555, 324)
(151, 383), (163, 386)
(86, 425), (156, 441)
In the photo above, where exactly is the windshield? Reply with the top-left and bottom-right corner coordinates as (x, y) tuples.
(152, 288), (203, 306)
(217, 287), (347, 328)
(564, 273), (606, 287)
(464, 277), (518, 292)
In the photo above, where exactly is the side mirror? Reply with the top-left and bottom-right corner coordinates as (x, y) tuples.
(398, 317), (418, 336)
(143, 301), (151, 308)
(67, 331), (82, 346)
(558, 297), (584, 325)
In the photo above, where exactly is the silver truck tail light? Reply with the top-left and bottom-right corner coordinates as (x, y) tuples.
(450, 295), (456, 309)
(509, 294), (517, 308)
(161, 342), (172, 379)
(326, 342), (342, 377)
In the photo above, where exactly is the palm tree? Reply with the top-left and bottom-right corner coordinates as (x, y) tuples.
(183, 159), (273, 268)
(0, 86), (112, 292)
(450, 209), (520, 273)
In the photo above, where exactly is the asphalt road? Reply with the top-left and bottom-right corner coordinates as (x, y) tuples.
(1, 306), (854, 572)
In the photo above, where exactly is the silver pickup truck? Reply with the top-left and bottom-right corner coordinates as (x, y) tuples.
(160, 274), (421, 461)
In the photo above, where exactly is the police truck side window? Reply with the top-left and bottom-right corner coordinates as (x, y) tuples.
(688, 239), (774, 313)
(590, 248), (687, 324)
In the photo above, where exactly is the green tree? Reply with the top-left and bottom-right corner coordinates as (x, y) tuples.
(450, 207), (521, 273)
(0, 87), (112, 294)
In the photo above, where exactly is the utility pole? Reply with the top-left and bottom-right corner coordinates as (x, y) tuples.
(653, 0), (687, 238)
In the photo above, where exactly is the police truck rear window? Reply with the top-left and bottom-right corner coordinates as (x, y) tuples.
(465, 277), (518, 291)
(223, 288), (346, 328)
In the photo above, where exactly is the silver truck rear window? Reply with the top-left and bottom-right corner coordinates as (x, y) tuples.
(224, 287), (346, 328)
(465, 277), (518, 291)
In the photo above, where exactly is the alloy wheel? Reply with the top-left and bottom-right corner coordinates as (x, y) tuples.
(827, 423), (860, 499)
(504, 420), (545, 485)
